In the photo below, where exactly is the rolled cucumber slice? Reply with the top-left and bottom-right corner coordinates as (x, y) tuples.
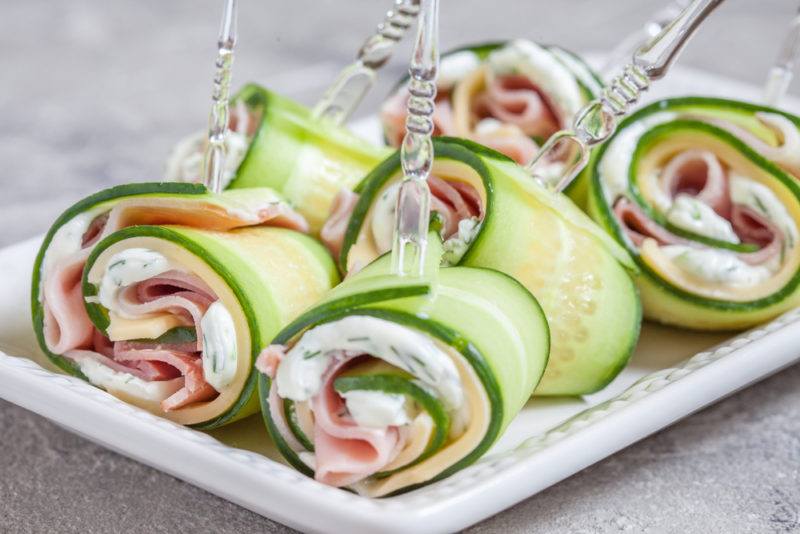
(225, 84), (390, 233)
(31, 182), (337, 428)
(339, 138), (640, 395)
(258, 241), (549, 497)
(586, 97), (800, 330)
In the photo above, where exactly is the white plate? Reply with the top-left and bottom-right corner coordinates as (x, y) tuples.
(2, 63), (800, 534)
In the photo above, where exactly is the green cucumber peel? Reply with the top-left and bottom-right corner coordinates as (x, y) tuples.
(282, 399), (315, 452)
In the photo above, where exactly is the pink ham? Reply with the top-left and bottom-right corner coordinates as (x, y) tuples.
(429, 176), (480, 222)
(312, 357), (405, 487)
(429, 176), (483, 238)
(613, 197), (686, 247)
(255, 344), (286, 378)
(660, 149), (731, 216)
(473, 74), (560, 139)
(81, 213), (110, 247)
(52, 263), (220, 411)
(471, 130), (540, 165)
(116, 271), (214, 340)
(614, 195), (785, 266)
(65, 350), (150, 380)
(43, 249), (94, 355)
(380, 89), (457, 147)
(114, 347), (216, 411)
(320, 189), (360, 259)
(731, 205), (784, 265)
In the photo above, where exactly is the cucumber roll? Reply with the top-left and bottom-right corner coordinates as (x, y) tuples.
(31, 183), (338, 427)
(166, 84), (389, 233)
(321, 138), (640, 395)
(380, 40), (602, 168)
(585, 97), (800, 330)
(257, 239), (549, 496)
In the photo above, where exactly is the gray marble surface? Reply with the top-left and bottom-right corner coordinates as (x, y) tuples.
(1, 1), (799, 532)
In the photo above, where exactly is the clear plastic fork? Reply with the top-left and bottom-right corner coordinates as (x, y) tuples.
(202, 0), (238, 194)
(527, 0), (726, 193)
(391, 0), (439, 278)
(313, 0), (421, 126)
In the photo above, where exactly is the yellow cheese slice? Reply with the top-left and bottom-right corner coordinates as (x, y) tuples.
(106, 311), (187, 342)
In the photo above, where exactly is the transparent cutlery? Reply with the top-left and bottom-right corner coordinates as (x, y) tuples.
(527, 0), (725, 193)
(600, 0), (691, 79)
(202, 0), (238, 194)
(313, 0), (421, 126)
(391, 0), (438, 277)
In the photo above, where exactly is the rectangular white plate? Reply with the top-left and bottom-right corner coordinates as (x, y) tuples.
(2, 63), (800, 534)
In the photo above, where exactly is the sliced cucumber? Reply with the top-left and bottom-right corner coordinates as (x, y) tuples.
(340, 138), (639, 395)
(228, 84), (390, 233)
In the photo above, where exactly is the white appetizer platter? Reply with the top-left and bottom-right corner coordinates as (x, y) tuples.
(1, 62), (800, 533)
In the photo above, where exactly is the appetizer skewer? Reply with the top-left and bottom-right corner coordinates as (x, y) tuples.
(202, 0), (238, 194)
(166, 1), (432, 232)
(392, 0), (439, 277)
(527, 0), (726, 195)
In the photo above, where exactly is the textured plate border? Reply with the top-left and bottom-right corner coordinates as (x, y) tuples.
(2, 307), (799, 533)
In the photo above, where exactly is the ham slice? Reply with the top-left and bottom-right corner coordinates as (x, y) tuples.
(320, 189), (360, 259)
(312, 357), (405, 487)
(255, 344), (285, 378)
(613, 197), (686, 247)
(474, 74), (560, 139)
(58, 269), (221, 411)
(259, 348), (407, 486)
(660, 149), (731, 217)
(81, 213), (110, 247)
(472, 129), (540, 165)
(108, 271), (217, 410)
(43, 249), (94, 355)
(113, 346), (216, 411)
(731, 205), (784, 265)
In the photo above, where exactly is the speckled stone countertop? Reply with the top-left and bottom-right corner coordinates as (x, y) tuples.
(1, 1), (799, 532)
